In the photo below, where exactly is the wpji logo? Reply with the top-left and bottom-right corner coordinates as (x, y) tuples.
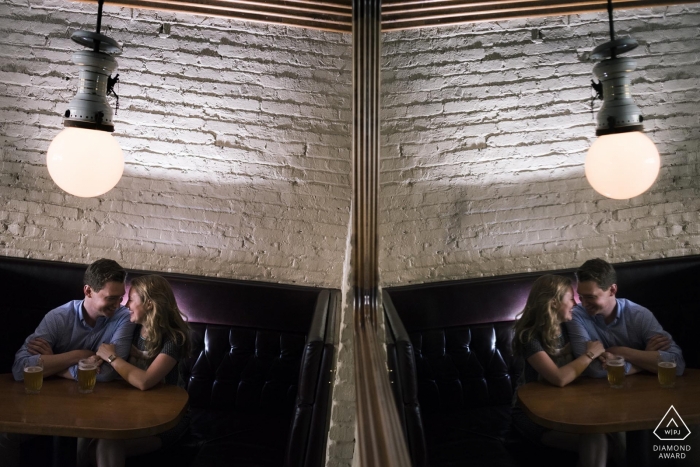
(652, 406), (692, 460)
(654, 406), (691, 441)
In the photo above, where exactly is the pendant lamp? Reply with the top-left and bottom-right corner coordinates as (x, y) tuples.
(46, 0), (124, 198)
(585, 0), (660, 200)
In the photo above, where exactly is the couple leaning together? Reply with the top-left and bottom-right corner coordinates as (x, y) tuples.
(511, 258), (685, 467)
(4, 259), (191, 467)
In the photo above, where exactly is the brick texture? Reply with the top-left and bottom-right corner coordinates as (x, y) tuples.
(0, 0), (353, 288)
(380, 5), (700, 286)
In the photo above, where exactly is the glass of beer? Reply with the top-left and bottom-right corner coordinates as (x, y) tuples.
(78, 359), (98, 394)
(23, 359), (43, 394)
(606, 356), (625, 389)
(658, 354), (677, 388)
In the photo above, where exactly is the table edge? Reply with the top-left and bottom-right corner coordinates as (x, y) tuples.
(517, 369), (700, 434)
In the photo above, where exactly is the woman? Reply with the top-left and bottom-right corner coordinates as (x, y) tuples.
(80, 275), (191, 467)
(511, 274), (622, 467)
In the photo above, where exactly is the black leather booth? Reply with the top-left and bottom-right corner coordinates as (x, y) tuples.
(0, 256), (339, 467)
(384, 255), (700, 467)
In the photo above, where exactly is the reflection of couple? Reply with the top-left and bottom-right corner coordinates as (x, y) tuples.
(512, 258), (685, 467)
(5, 259), (191, 467)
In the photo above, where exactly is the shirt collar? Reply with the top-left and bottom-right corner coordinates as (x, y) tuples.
(77, 300), (107, 328)
(594, 299), (621, 326)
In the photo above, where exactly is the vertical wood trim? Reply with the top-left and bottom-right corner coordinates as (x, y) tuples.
(352, 0), (412, 464)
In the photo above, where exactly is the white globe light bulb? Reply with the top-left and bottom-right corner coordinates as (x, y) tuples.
(585, 132), (660, 200)
(46, 127), (124, 197)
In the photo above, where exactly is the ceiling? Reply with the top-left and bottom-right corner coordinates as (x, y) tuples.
(72, 0), (699, 33)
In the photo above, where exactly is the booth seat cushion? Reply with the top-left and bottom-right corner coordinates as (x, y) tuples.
(180, 323), (307, 464)
(188, 412), (292, 467)
(409, 323), (521, 466)
(424, 433), (516, 467)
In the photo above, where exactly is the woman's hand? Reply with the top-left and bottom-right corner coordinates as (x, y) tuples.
(96, 343), (117, 362)
(586, 340), (605, 359)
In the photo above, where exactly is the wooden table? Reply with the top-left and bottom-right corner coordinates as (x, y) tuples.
(517, 368), (700, 434)
(0, 373), (189, 439)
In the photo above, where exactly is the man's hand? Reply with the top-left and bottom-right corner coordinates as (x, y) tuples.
(598, 351), (617, 369)
(83, 354), (104, 374)
(84, 355), (104, 366)
(646, 334), (671, 352)
(27, 338), (54, 356)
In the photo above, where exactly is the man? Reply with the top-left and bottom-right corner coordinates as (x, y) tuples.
(2, 259), (136, 466)
(12, 258), (136, 382)
(565, 258), (685, 378)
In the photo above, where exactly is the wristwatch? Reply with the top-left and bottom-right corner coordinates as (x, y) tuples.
(586, 351), (596, 360)
(107, 354), (117, 364)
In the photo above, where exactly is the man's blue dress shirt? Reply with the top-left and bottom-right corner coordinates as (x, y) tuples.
(565, 298), (685, 378)
(12, 300), (136, 382)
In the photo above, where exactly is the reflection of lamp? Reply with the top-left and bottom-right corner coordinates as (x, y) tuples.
(46, 0), (124, 197)
(585, 0), (660, 200)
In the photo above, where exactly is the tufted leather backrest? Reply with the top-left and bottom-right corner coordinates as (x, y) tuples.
(285, 290), (339, 467)
(186, 324), (307, 413)
(385, 292), (429, 467)
(410, 323), (518, 412)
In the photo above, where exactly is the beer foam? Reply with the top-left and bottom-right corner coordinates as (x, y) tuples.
(658, 362), (676, 368)
(80, 364), (97, 370)
(24, 366), (42, 373)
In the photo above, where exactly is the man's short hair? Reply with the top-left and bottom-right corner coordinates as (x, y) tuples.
(84, 259), (126, 291)
(576, 258), (617, 290)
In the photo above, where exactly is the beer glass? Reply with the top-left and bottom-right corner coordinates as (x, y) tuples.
(606, 356), (625, 389)
(78, 359), (97, 394)
(658, 354), (677, 388)
(23, 359), (43, 394)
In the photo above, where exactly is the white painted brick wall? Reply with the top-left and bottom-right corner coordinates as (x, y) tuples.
(380, 5), (700, 286)
(0, 0), (353, 288)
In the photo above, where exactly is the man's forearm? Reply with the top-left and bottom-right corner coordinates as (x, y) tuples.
(55, 368), (75, 380)
(41, 350), (94, 378)
(607, 347), (659, 373)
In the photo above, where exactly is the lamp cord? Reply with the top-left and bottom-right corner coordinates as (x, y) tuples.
(94, 0), (105, 53)
(607, 0), (616, 59)
(590, 1), (614, 110)
(95, 0), (104, 34)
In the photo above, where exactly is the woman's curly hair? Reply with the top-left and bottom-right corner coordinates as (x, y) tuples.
(513, 274), (573, 357)
(129, 275), (190, 360)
